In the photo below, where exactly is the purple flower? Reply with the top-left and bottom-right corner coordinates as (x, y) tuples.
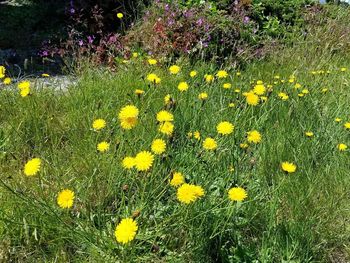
(197, 18), (204, 26)
(243, 16), (250, 24)
(70, 8), (75, 14)
(78, 40), (84, 46)
(87, 35), (95, 44)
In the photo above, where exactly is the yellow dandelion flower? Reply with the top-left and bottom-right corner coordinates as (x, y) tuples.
(217, 121), (234, 135)
(151, 139), (166, 155)
(344, 122), (350, 129)
(20, 86), (30, 97)
(294, 83), (302, 89)
(216, 70), (228, 78)
(18, 80), (30, 90)
(305, 131), (314, 137)
(281, 162), (297, 173)
(247, 130), (262, 144)
(159, 121), (174, 136)
(122, 156), (135, 169)
(148, 59), (157, 65)
(118, 105), (139, 130)
(147, 73), (161, 84)
(0, 65), (5, 78)
(228, 103), (235, 108)
(203, 137), (217, 151)
(164, 94), (172, 105)
(117, 13), (124, 19)
(190, 70), (197, 77)
(177, 183), (205, 204)
(24, 158), (41, 176)
(156, 110), (174, 122)
(228, 187), (247, 201)
(253, 84), (266, 95)
(57, 189), (75, 209)
(245, 91), (259, 106)
(170, 172), (185, 187)
(204, 74), (214, 83)
(115, 218), (138, 244)
(42, 73), (50, 77)
(223, 83), (232, 89)
(198, 92), (208, 100)
(132, 52), (138, 58)
(337, 143), (347, 151)
(302, 89), (309, 94)
(134, 151), (154, 171)
(169, 65), (181, 74)
(340, 67), (347, 72)
(178, 81), (189, 92)
(234, 88), (241, 93)
(278, 92), (289, 101)
(3, 77), (11, 85)
(135, 89), (144, 95)
(97, 141), (110, 152)
(92, 119), (106, 130)
(335, 118), (342, 122)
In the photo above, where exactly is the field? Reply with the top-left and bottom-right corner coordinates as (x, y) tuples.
(1, 4), (350, 263)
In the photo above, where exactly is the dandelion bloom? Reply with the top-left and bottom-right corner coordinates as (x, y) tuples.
(115, 218), (138, 244)
(203, 137), (217, 151)
(132, 52), (138, 58)
(134, 89), (144, 96)
(147, 73), (161, 84)
(117, 13), (123, 19)
(24, 158), (41, 176)
(20, 86), (30, 97)
(42, 73), (50, 77)
(253, 84), (266, 95)
(148, 59), (157, 65)
(281, 162), (297, 173)
(164, 94), (172, 105)
(169, 65), (181, 74)
(57, 189), (75, 209)
(97, 141), (110, 152)
(305, 131), (314, 137)
(118, 105), (139, 130)
(156, 110), (174, 122)
(216, 70), (228, 78)
(217, 121), (234, 135)
(193, 131), (201, 140)
(18, 81), (30, 90)
(178, 82), (189, 92)
(190, 70), (197, 77)
(92, 119), (106, 130)
(3, 77), (11, 85)
(151, 139), (166, 155)
(278, 92), (289, 101)
(204, 74), (214, 83)
(223, 83), (232, 89)
(245, 92), (259, 106)
(134, 151), (154, 171)
(337, 143), (347, 151)
(122, 157), (135, 169)
(247, 130), (262, 144)
(159, 121), (174, 136)
(0, 65), (5, 78)
(198, 92), (208, 100)
(228, 103), (235, 108)
(177, 183), (205, 204)
(170, 172), (185, 187)
(335, 118), (342, 122)
(228, 187), (247, 201)
(344, 122), (350, 129)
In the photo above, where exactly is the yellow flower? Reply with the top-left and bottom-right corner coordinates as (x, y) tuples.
(122, 156), (135, 169)
(134, 151), (154, 171)
(164, 94), (172, 105)
(302, 89), (309, 94)
(156, 110), (174, 122)
(234, 88), (241, 93)
(97, 141), (110, 152)
(337, 143), (347, 151)
(132, 52), (138, 58)
(236, 72), (241, 76)
(24, 158), (41, 176)
(335, 118), (342, 122)
(42, 73), (50, 77)
(177, 183), (205, 204)
(194, 131), (201, 140)
(117, 13), (124, 19)
(305, 131), (314, 137)
(3, 77), (11, 85)
(256, 80), (263, 85)
(247, 130), (262, 144)
(245, 91), (259, 106)
(253, 84), (266, 95)
(178, 81), (189, 92)
(298, 93), (304, 97)
(147, 73), (161, 84)
(92, 119), (106, 130)
(340, 67), (347, 72)
(344, 122), (350, 129)
(217, 121), (234, 135)
(20, 86), (30, 97)
(190, 70), (197, 77)
(223, 83), (232, 89)
(321, 88), (328, 93)
(148, 58), (157, 65)
(240, 143), (248, 149)
(228, 103), (235, 108)
(115, 218), (138, 244)
(204, 74), (214, 83)
(151, 139), (166, 155)
(228, 187), (247, 201)
(57, 189), (75, 209)
(118, 105), (139, 130)
(0, 65), (5, 78)
(135, 89), (144, 96)
(216, 70), (228, 78)
(294, 83), (302, 89)
(159, 121), (174, 136)
(170, 172), (185, 187)
(198, 92), (208, 100)
(281, 162), (297, 173)
(260, 96), (268, 102)
(203, 137), (217, 151)
(169, 65), (181, 74)
(18, 81), (30, 90)
(278, 92), (289, 101)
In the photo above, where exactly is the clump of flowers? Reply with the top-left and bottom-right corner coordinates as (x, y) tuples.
(57, 189), (75, 209)
(115, 218), (138, 244)
(177, 183), (205, 204)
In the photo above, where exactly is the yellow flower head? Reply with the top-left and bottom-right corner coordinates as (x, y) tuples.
(228, 103), (235, 108)
(42, 73), (50, 77)
(132, 52), (138, 58)
(20, 86), (30, 97)
(115, 218), (138, 244)
(278, 92), (289, 101)
(18, 81), (30, 90)
(305, 131), (314, 137)
(344, 122), (350, 129)
(253, 84), (266, 95)
(203, 137), (217, 151)
(156, 110), (174, 122)
(57, 189), (75, 209)
(151, 139), (166, 155)
(217, 121), (234, 135)
(97, 141), (110, 152)
(340, 67), (347, 72)
(170, 172), (185, 187)
(118, 105), (139, 130)
(247, 130), (262, 144)
(3, 77), (11, 85)
(135, 89), (144, 95)
(223, 83), (232, 89)
(169, 65), (181, 74)
(194, 131), (201, 140)
(24, 158), (41, 176)
(0, 65), (5, 78)
(117, 13), (124, 19)
(198, 92), (208, 100)
(134, 151), (154, 171)
(335, 118), (342, 123)
(204, 74), (214, 83)
(281, 162), (297, 173)
(178, 81), (189, 92)
(164, 94), (172, 105)
(177, 183), (205, 204)
(147, 73), (161, 84)
(148, 58), (157, 65)
(159, 121), (174, 136)
(190, 70), (197, 77)
(92, 119), (106, 130)
(337, 143), (347, 151)
(245, 91), (259, 106)
(228, 187), (247, 201)
(122, 156), (135, 169)
(294, 83), (302, 89)
(216, 70), (228, 79)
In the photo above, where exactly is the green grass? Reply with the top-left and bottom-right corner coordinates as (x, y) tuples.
(1, 10), (350, 262)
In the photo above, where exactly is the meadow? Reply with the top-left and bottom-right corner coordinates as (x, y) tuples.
(1, 3), (350, 263)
